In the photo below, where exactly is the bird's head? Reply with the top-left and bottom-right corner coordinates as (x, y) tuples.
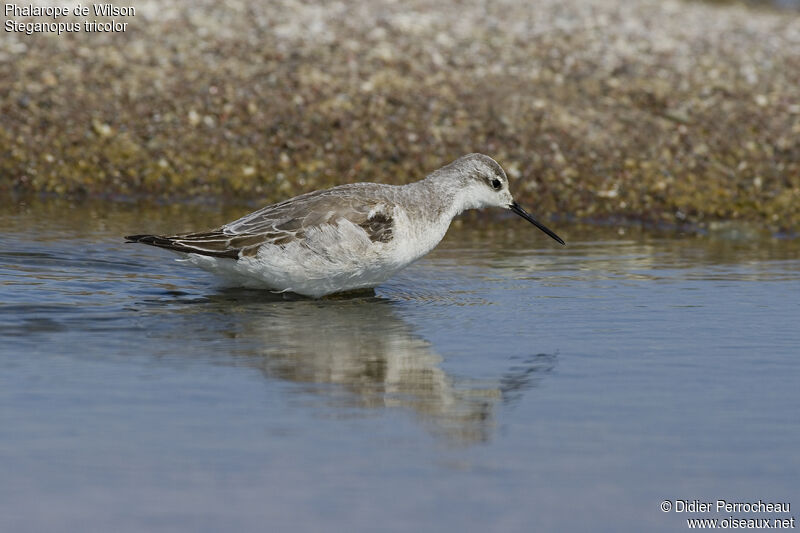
(445, 153), (565, 245)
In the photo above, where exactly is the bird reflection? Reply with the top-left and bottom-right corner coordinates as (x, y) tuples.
(170, 289), (555, 445)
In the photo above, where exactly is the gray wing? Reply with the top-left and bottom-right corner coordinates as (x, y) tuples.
(126, 185), (395, 259)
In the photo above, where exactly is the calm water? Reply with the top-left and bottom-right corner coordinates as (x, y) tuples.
(1, 201), (798, 532)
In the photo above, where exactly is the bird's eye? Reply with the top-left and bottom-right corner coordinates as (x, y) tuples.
(491, 178), (502, 190)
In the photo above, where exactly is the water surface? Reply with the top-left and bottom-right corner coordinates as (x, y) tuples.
(1, 201), (798, 532)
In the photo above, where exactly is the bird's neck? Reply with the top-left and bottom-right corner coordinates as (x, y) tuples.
(406, 173), (470, 223)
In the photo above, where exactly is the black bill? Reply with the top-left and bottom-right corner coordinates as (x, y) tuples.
(509, 202), (565, 245)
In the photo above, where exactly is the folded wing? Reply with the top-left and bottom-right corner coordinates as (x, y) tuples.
(125, 186), (395, 259)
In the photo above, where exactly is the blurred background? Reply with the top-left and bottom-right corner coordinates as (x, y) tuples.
(1, 0), (798, 231)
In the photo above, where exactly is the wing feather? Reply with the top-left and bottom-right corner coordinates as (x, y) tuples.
(126, 184), (396, 259)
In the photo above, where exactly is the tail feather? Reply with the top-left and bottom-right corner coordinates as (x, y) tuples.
(125, 234), (240, 259)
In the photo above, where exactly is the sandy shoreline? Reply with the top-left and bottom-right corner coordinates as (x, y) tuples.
(1, 0), (798, 230)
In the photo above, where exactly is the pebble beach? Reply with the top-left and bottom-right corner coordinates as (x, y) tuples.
(1, 0), (798, 231)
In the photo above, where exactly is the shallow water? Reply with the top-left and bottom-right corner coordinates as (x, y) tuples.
(1, 200), (799, 532)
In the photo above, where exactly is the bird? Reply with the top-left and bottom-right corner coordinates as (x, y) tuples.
(126, 153), (565, 298)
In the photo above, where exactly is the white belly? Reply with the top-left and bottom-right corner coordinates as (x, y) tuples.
(184, 210), (452, 298)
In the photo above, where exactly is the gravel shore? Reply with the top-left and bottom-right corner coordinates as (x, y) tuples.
(1, 0), (798, 230)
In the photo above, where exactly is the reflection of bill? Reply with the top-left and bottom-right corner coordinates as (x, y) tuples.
(227, 295), (556, 445)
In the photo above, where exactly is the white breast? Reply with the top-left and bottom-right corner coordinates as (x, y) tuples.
(388, 206), (453, 267)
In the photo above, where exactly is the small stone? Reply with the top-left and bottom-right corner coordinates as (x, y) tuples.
(597, 187), (618, 198)
(92, 120), (113, 137)
(41, 72), (57, 87)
